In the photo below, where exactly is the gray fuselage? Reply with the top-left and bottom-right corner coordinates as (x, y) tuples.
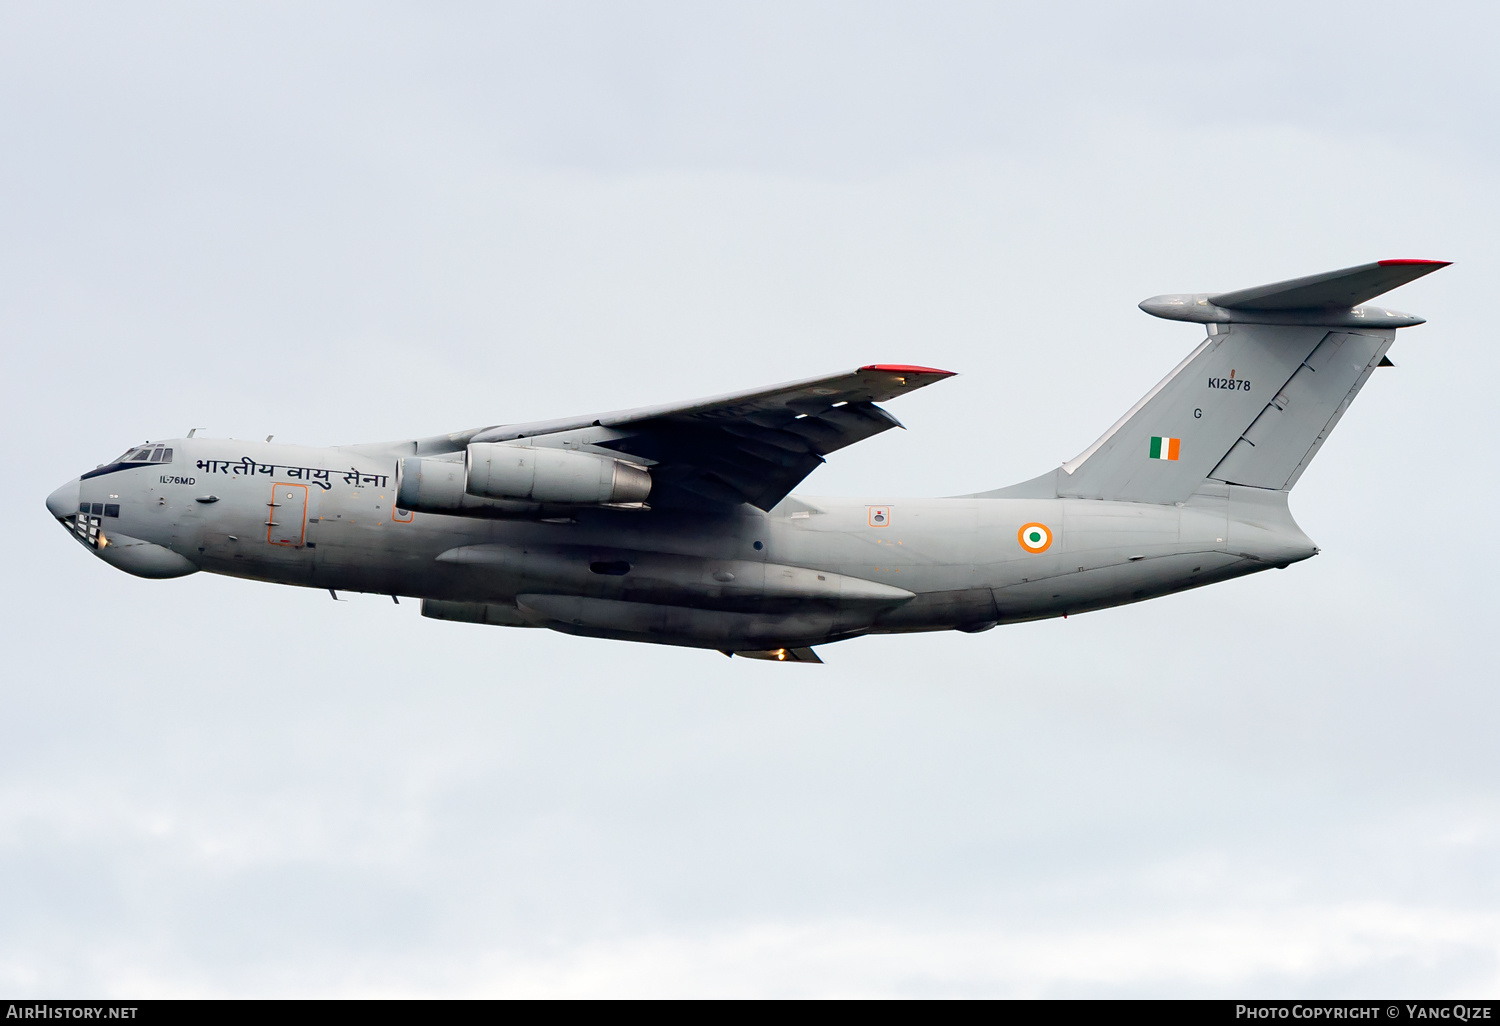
(50, 436), (1317, 651)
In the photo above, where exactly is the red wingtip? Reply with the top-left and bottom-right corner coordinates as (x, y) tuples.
(1378, 258), (1452, 266)
(859, 364), (956, 376)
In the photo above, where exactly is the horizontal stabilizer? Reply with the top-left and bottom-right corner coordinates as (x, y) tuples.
(1210, 259), (1449, 311)
(1139, 258), (1450, 328)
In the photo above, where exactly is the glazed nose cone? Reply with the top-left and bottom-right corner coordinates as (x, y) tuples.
(46, 478), (79, 519)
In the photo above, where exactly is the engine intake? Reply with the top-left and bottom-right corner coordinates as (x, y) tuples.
(465, 443), (651, 505)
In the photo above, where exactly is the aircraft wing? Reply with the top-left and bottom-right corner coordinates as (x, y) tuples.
(466, 364), (955, 511)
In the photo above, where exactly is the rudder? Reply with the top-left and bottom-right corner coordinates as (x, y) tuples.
(1209, 330), (1392, 490)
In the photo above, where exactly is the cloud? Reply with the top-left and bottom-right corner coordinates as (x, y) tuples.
(32, 905), (1499, 997)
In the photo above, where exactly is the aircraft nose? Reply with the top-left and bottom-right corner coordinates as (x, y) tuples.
(46, 478), (79, 519)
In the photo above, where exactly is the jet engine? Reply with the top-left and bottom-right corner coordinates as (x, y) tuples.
(464, 443), (651, 505)
(395, 456), (528, 516)
(394, 444), (651, 517)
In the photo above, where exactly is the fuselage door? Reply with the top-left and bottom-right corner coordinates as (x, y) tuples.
(267, 483), (309, 547)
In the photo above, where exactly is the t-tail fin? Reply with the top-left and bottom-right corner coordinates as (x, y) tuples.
(1056, 259), (1448, 503)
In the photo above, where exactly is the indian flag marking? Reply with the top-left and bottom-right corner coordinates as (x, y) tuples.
(1017, 522), (1053, 554)
(1149, 436), (1181, 461)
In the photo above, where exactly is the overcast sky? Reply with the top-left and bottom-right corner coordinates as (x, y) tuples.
(3, 1), (1497, 997)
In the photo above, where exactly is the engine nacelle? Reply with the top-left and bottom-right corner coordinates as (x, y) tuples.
(396, 456), (539, 517)
(465, 443), (651, 505)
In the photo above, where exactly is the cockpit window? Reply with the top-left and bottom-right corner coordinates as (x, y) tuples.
(104, 445), (171, 466)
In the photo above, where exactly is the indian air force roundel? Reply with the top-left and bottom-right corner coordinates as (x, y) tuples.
(1017, 522), (1053, 554)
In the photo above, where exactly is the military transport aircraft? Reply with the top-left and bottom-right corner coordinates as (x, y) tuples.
(46, 259), (1446, 662)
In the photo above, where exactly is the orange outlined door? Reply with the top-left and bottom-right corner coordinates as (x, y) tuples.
(267, 483), (309, 546)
